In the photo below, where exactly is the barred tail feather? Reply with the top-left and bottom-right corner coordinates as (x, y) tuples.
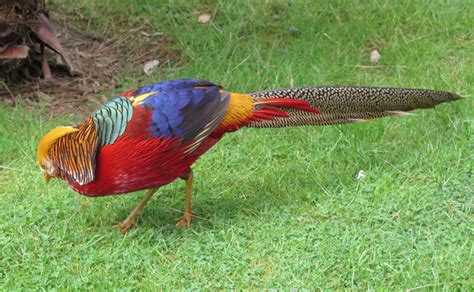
(246, 86), (461, 128)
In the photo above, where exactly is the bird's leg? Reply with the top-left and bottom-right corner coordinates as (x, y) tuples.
(176, 169), (194, 228)
(114, 188), (159, 234)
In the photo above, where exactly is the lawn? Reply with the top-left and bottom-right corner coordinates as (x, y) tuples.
(0, 0), (472, 289)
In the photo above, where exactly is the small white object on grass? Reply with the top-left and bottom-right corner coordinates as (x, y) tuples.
(143, 60), (160, 75)
(198, 13), (211, 24)
(370, 49), (381, 63)
(356, 170), (366, 180)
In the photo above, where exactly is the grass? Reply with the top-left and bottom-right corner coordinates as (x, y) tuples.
(0, 0), (473, 289)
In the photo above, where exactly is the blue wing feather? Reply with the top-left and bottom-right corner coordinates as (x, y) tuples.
(128, 79), (229, 147)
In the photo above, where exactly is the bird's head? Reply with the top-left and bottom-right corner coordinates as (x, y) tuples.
(37, 126), (79, 183)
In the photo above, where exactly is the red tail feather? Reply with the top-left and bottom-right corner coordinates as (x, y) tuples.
(249, 98), (320, 123)
(255, 98), (321, 114)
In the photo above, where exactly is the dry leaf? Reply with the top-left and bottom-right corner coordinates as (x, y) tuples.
(370, 49), (380, 63)
(34, 13), (74, 73)
(0, 46), (29, 59)
(198, 13), (211, 24)
(143, 59), (160, 75)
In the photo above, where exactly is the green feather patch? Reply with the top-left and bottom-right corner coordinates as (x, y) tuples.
(92, 96), (133, 146)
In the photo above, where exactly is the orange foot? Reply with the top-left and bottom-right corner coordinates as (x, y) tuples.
(176, 212), (194, 228)
(113, 218), (136, 234)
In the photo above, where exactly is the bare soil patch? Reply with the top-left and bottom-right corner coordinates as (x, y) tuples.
(1, 10), (179, 114)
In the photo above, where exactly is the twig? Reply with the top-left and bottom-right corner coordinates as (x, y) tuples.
(0, 81), (15, 103)
(166, 206), (213, 223)
(405, 29), (450, 44)
(345, 65), (408, 68)
(0, 165), (37, 173)
(406, 281), (474, 291)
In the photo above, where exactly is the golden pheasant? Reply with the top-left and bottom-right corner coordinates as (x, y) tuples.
(37, 79), (461, 233)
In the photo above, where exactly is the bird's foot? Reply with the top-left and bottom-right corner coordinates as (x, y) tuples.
(113, 218), (136, 234)
(175, 211), (194, 228)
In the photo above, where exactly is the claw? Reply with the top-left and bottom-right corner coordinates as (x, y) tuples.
(113, 218), (136, 234)
(112, 188), (158, 234)
(175, 211), (194, 228)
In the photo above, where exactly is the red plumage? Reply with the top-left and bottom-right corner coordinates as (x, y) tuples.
(68, 134), (221, 197)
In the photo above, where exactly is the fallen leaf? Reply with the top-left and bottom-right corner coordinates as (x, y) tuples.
(370, 49), (381, 63)
(143, 59), (160, 75)
(0, 22), (13, 40)
(198, 12), (211, 24)
(34, 13), (74, 73)
(0, 46), (29, 59)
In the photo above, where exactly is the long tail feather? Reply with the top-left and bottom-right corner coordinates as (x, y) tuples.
(246, 86), (461, 128)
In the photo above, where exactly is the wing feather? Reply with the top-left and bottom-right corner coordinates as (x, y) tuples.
(132, 79), (230, 153)
(92, 96), (134, 146)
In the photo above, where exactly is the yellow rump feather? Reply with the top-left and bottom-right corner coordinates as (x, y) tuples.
(218, 92), (254, 128)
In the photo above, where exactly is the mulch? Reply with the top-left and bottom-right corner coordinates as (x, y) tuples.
(0, 10), (179, 114)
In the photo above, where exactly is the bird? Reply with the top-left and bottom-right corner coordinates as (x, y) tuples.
(37, 78), (461, 233)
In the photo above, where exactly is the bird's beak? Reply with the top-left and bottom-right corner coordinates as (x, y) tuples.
(43, 173), (51, 183)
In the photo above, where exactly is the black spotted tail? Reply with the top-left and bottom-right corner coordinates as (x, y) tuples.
(245, 86), (461, 128)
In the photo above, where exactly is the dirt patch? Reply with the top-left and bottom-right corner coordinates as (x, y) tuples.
(0, 10), (179, 114)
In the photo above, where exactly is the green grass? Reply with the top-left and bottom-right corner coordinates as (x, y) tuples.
(1, 0), (473, 289)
